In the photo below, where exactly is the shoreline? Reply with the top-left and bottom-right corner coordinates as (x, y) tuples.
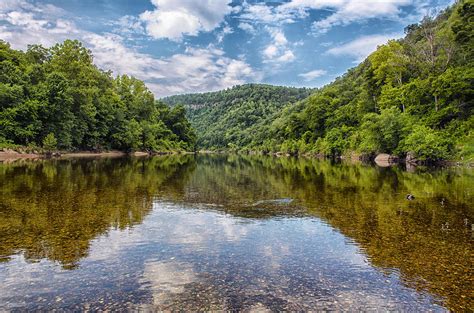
(60, 151), (128, 158)
(0, 150), (164, 162)
(1, 149), (472, 168)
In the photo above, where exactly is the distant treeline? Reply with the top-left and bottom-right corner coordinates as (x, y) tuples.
(163, 84), (313, 149)
(164, 1), (473, 162)
(0, 40), (196, 152)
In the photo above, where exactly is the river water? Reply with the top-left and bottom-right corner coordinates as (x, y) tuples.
(0, 155), (472, 311)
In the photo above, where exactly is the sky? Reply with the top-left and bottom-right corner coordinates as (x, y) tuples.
(0, 0), (453, 97)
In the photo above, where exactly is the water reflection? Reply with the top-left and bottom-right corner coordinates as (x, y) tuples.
(0, 155), (472, 311)
(0, 156), (196, 268)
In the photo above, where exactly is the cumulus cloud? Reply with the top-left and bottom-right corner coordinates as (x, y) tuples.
(139, 0), (232, 41)
(312, 0), (413, 33)
(326, 33), (403, 62)
(237, 0), (412, 65)
(0, 1), (80, 48)
(241, 0), (414, 33)
(239, 2), (298, 25)
(114, 15), (145, 36)
(147, 47), (258, 96)
(0, 0), (258, 97)
(238, 22), (256, 34)
(298, 69), (327, 81)
(237, 3), (297, 64)
(83, 33), (168, 81)
(262, 28), (295, 64)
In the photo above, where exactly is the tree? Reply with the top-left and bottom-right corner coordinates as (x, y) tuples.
(42, 133), (57, 152)
(401, 125), (451, 161)
(369, 40), (410, 111)
(0, 39), (196, 153)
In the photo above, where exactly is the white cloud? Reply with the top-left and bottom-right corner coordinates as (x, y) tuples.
(239, 2), (297, 25)
(262, 28), (295, 64)
(238, 22), (255, 34)
(326, 33), (402, 62)
(139, 0), (232, 41)
(88, 39), (258, 96)
(238, 4), (297, 64)
(0, 0), (64, 15)
(298, 69), (327, 81)
(114, 15), (145, 36)
(312, 0), (413, 33)
(279, 0), (346, 11)
(238, 0), (414, 33)
(275, 50), (295, 63)
(148, 47), (258, 96)
(216, 25), (233, 43)
(237, 0), (413, 64)
(0, 0), (76, 47)
(84, 33), (167, 80)
(274, 0), (414, 33)
(263, 44), (278, 59)
(320, 41), (333, 47)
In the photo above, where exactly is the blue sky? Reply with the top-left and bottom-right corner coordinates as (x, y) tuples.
(0, 0), (453, 97)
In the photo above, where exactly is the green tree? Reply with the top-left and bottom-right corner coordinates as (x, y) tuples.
(42, 133), (57, 152)
(401, 125), (451, 161)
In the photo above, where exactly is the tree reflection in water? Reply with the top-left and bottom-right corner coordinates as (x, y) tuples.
(0, 155), (472, 310)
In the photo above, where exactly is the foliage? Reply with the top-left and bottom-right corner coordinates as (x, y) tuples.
(42, 133), (57, 151)
(163, 84), (312, 150)
(0, 39), (195, 152)
(163, 1), (473, 161)
(401, 125), (451, 161)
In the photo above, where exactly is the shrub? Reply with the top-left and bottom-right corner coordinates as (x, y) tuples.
(42, 133), (58, 152)
(401, 125), (451, 161)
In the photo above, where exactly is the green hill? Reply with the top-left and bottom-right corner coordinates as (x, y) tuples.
(164, 1), (473, 162)
(162, 84), (313, 149)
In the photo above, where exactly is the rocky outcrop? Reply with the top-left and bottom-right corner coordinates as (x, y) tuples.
(406, 151), (418, 164)
(374, 154), (399, 167)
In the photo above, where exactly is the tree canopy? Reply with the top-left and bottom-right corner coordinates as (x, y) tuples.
(163, 84), (313, 150)
(0, 39), (196, 152)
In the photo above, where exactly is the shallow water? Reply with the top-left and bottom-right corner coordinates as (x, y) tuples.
(0, 155), (472, 311)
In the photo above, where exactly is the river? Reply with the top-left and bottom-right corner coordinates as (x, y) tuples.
(0, 155), (472, 311)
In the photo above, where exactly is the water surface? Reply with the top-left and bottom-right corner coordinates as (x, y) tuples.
(0, 155), (472, 311)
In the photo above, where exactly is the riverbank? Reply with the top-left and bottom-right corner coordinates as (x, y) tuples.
(197, 149), (474, 168)
(2, 148), (472, 168)
(0, 150), (125, 162)
(0, 150), (40, 162)
(0, 149), (184, 162)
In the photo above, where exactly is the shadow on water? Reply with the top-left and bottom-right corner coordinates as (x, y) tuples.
(0, 154), (472, 310)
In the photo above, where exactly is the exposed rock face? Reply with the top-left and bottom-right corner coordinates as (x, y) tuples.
(374, 154), (399, 167)
(406, 151), (418, 164)
(349, 152), (372, 163)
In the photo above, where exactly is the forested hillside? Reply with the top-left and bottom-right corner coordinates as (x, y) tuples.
(0, 40), (195, 152)
(163, 84), (312, 149)
(165, 1), (473, 162)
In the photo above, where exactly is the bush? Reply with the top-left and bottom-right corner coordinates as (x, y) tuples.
(457, 130), (474, 163)
(42, 133), (58, 152)
(401, 125), (451, 161)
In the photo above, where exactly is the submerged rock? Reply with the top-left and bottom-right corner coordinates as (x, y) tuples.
(253, 198), (293, 206)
